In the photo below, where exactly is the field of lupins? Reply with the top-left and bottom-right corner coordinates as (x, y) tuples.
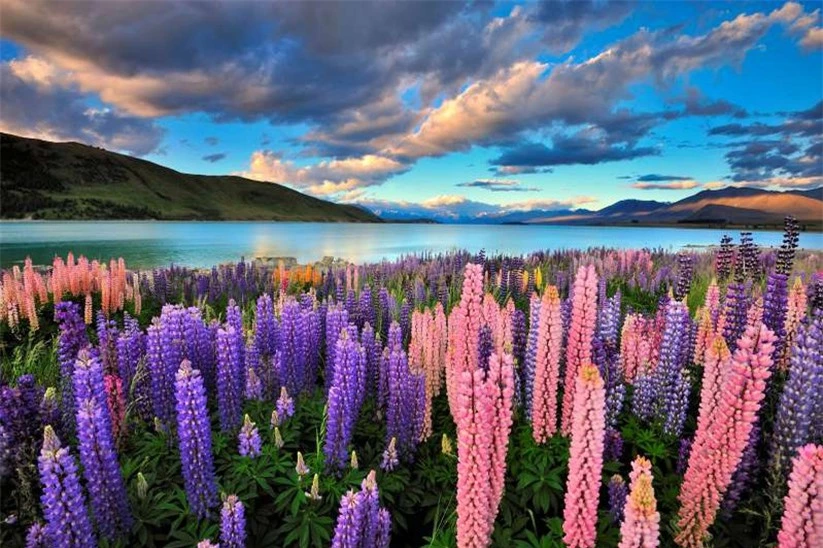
(1, 219), (822, 548)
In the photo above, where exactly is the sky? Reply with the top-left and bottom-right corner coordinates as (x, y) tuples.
(1, 0), (821, 221)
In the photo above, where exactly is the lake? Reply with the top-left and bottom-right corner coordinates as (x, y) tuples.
(1, 221), (821, 269)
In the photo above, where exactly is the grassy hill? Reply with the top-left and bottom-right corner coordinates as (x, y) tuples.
(0, 133), (381, 222)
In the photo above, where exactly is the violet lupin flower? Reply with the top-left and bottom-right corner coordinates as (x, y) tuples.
(722, 280), (749, 348)
(216, 326), (243, 433)
(238, 414), (262, 458)
(146, 320), (172, 424)
(325, 304), (349, 390)
(381, 437), (399, 472)
(72, 350), (133, 540)
(772, 308), (823, 475)
(763, 271), (790, 357)
(324, 328), (367, 471)
(55, 301), (88, 432)
(523, 293), (541, 416)
(244, 367), (264, 401)
(677, 438), (693, 475)
(116, 312), (143, 391)
(607, 475), (628, 524)
(220, 494), (246, 548)
(331, 470), (391, 548)
(38, 425), (96, 548)
(174, 360), (218, 519)
(277, 387), (295, 420)
(674, 253), (694, 300)
(385, 346), (426, 459)
(25, 522), (47, 548)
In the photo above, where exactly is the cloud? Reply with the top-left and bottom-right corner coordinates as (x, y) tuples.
(635, 174), (693, 182)
(800, 26), (823, 49)
(491, 133), (658, 169)
(708, 101), (822, 187)
(530, 0), (634, 52)
(676, 87), (747, 118)
(204, 136), (219, 146)
(202, 152), (226, 163)
(631, 180), (700, 190)
(238, 150), (409, 196)
(0, 57), (164, 156)
(457, 179), (539, 192)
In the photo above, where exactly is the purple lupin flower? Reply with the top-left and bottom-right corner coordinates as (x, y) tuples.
(763, 271), (790, 357)
(649, 300), (691, 436)
(146, 321), (172, 423)
(238, 415), (261, 458)
(604, 428), (623, 462)
(95, 311), (119, 375)
(331, 470), (391, 548)
(716, 234), (734, 281)
(72, 350), (132, 540)
(184, 307), (216, 393)
(771, 308), (823, 474)
(381, 437), (399, 472)
(55, 301), (88, 432)
(324, 327), (367, 471)
(384, 347), (425, 459)
(360, 323), (380, 396)
(38, 425), (95, 548)
(244, 366), (264, 402)
(722, 280), (749, 348)
(25, 522), (47, 548)
(220, 494), (246, 548)
(510, 308), (527, 390)
(174, 360), (218, 518)
(278, 297), (319, 395)
(216, 326), (243, 433)
(116, 313), (143, 397)
(357, 286), (374, 330)
(722, 422), (761, 517)
(325, 304), (349, 390)
(674, 253), (694, 300)
(523, 293), (541, 416)
(677, 437), (693, 475)
(276, 387), (295, 420)
(607, 475), (628, 524)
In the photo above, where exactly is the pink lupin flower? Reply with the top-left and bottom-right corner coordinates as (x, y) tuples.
(777, 444), (823, 548)
(562, 363), (605, 548)
(105, 374), (127, 445)
(454, 350), (514, 548)
(676, 323), (776, 548)
(531, 286), (563, 443)
(446, 263), (484, 415)
(779, 277), (808, 370)
(561, 265), (598, 435)
(618, 456), (660, 548)
(693, 336), (732, 449)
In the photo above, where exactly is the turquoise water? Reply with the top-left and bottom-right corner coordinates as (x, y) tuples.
(1, 221), (820, 269)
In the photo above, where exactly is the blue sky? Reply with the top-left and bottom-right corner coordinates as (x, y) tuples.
(1, 1), (821, 219)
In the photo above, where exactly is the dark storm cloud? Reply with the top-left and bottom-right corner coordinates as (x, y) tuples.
(530, 0), (634, 52)
(202, 152), (227, 163)
(491, 135), (658, 169)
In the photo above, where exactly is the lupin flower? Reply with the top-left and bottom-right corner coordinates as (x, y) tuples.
(174, 360), (218, 519)
(350, 451), (359, 470)
(531, 285), (563, 443)
(296, 451), (310, 477)
(618, 457), (660, 548)
(238, 414), (262, 458)
(216, 326), (243, 432)
(561, 265), (598, 435)
(273, 427), (284, 449)
(55, 301), (88, 431)
(441, 433), (454, 456)
(306, 473), (322, 501)
(563, 364), (606, 548)
(776, 444), (823, 548)
(270, 409), (280, 428)
(676, 324), (776, 547)
(772, 309), (823, 475)
(277, 387), (295, 420)
(454, 350), (515, 548)
(244, 367), (263, 401)
(384, 345), (426, 459)
(381, 437), (399, 472)
(523, 292), (541, 415)
(197, 540), (219, 548)
(220, 494), (246, 548)
(38, 426), (96, 548)
(330, 470), (391, 548)
(136, 472), (148, 501)
(72, 350), (132, 540)
(324, 328), (367, 471)
(608, 476), (628, 524)
(25, 522), (47, 548)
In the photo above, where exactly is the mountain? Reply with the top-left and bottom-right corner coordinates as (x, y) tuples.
(0, 133), (381, 222)
(526, 186), (822, 228)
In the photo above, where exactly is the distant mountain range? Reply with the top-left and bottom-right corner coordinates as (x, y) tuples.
(377, 187), (822, 228)
(1, 132), (820, 228)
(0, 133), (380, 222)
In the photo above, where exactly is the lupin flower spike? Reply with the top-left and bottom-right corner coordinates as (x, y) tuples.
(306, 474), (322, 501)
(274, 427), (284, 449)
(441, 433), (453, 456)
(296, 451), (310, 477)
(350, 451), (359, 470)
